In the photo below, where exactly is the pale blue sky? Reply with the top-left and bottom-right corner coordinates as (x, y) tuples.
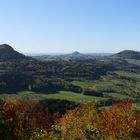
(0, 0), (140, 53)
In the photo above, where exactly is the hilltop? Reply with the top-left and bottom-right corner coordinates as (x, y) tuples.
(0, 44), (25, 59)
(112, 50), (140, 59)
(71, 51), (81, 55)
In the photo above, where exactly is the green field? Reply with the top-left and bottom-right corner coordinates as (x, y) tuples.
(72, 79), (121, 93)
(44, 91), (105, 102)
(106, 92), (132, 99)
(72, 80), (94, 88)
(72, 70), (140, 102)
(0, 90), (105, 103)
(113, 70), (140, 81)
(126, 59), (140, 66)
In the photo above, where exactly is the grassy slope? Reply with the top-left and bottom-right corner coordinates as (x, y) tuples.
(107, 93), (132, 99)
(44, 91), (105, 103)
(72, 69), (140, 101)
(126, 59), (140, 66)
(0, 90), (105, 103)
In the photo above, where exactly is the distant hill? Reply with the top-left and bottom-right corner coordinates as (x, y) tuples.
(112, 50), (140, 59)
(0, 44), (25, 59)
(34, 51), (111, 61)
(65, 51), (84, 59)
(71, 51), (81, 56)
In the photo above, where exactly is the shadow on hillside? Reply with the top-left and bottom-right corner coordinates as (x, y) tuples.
(0, 89), (22, 94)
(33, 87), (62, 94)
(33, 99), (78, 115)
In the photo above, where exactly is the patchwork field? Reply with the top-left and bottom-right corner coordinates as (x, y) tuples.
(0, 90), (106, 103)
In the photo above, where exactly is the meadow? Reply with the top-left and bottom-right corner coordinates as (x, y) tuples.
(0, 90), (105, 103)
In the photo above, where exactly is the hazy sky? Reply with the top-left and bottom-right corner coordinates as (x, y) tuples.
(0, 0), (140, 53)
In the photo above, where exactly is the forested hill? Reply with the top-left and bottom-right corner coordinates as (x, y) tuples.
(112, 50), (140, 59)
(0, 44), (25, 59)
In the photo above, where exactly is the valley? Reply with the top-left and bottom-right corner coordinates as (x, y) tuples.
(0, 44), (140, 107)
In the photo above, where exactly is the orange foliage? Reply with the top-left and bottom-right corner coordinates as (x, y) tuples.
(1, 100), (140, 140)
(59, 100), (140, 140)
(98, 101), (135, 139)
(0, 99), (59, 140)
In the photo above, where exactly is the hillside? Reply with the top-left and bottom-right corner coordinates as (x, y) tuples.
(71, 51), (81, 55)
(0, 44), (25, 59)
(112, 50), (140, 59)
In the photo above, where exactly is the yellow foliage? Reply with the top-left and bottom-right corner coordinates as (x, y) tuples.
(58, 101), (140, 140)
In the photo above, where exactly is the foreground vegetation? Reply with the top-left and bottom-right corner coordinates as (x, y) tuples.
(0, 99), (140, 140)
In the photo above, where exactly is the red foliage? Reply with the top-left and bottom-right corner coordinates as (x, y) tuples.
(0, 99), (60, 139)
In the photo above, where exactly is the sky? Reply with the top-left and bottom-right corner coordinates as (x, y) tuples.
(0, 0), (140, 54)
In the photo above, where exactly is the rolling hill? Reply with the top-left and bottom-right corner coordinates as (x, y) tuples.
(112, 50), (140, 59)
(0, 44), (25, 59)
